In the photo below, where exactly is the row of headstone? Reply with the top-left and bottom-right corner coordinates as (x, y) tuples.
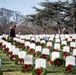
(0, 34), (76, 71)
(14, 36), (76, 52)
(15, 34), (76, 43)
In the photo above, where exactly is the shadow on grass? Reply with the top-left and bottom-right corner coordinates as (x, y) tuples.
(46, 70), (61, 73)
(2, 62), (12, 65)
(2, 69), (16, 72)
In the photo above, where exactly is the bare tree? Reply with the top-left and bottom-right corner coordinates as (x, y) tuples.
(0, 8), (25, 34)
(12, 11), (24, 25)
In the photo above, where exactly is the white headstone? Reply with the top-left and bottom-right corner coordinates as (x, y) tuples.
(30, 43), (35, 49)
(25, 36), (30, 40)
(35, 58), (46, 69)
(25, 41), (30, 47)
(9, 45), (15, 52)
(39, 35), (43, 39)
(73, 49), (76, 56)
(61, 40), (67, 46)
(54, 43), (60, 50)
(36, 38), (40, 42)
(63, 46), (70, 53)
(65, 34), (69, 39)
(60, 36), (65, 41)
(52, 52), (60, 61)
(49, 37), (53, 42)
(67, 38), (72, 42)
(31, 37), (35, 41)
(70, 42), (76, 48)
(24, 55), (33, 65)
(20, 40), (25, 44)
(66, 56), (75, 67)
(55, 34), (59, 39)
(42, 48), (50, 55)
(6, 43), (11, 48)
(41, 40), (46, 44)
(35, 46), (42, 52)
(13, 48), (19, 55)
(18, 51), (26, 59)
(47, 42), (52, 47)
(55, 39), (60, 43)
(13, 37), (18, 41)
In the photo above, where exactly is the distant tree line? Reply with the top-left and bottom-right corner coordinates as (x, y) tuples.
(24, 0), (76, 34)
(0, 0), (76, 35)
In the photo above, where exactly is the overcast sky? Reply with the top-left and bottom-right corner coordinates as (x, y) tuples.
(0, 0), (71, 15)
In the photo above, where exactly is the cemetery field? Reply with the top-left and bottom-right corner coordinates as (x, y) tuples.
(0, 49), (75, 75)
(0, 34), (76, 75)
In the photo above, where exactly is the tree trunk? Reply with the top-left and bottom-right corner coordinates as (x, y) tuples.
(42, 27), (46, 34)
(58, 26), (62, 34)
(73, 0), (76, 33)
(74, 11), (76, 33)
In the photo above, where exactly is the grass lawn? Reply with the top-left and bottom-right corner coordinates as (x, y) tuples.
(0, 48), (76, 75)
(3, 72), (67, 75)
